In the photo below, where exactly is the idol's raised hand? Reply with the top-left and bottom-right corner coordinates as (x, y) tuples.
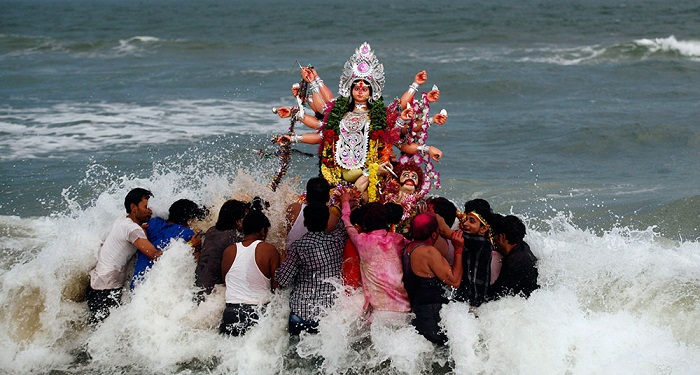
(414, 70), (428, 85)
(432, 112), (448, 125)
(428, 146), (443, 162)
(273, 106), (292, 118)
(301, 67), (318, 82)
(426, 89), (440, 103)
(401, 106), (415, 121)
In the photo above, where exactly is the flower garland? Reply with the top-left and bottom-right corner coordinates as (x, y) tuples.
(397, 92), (441, 193)
(367, 162), (379, 202)
(317, 96), (393, 184)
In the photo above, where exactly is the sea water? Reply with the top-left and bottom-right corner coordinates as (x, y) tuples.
(1, 0), (699, 373)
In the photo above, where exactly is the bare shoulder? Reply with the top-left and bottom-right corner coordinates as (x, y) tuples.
(257, 241), (280, 257)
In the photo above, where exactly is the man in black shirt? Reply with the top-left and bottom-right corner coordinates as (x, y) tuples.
(488, 214), (539, 300)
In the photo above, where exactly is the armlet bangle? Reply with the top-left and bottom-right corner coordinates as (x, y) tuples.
(309, 81), (321, 94)
(408, 81), (420, 95)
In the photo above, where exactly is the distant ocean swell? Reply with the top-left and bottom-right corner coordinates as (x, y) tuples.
(3, 33), (699, 63)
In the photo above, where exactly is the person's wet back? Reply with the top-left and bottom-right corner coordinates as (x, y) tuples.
(340, 193), (410, 322)
(219, 210), (280, 336)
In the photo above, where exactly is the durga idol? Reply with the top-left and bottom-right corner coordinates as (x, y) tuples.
(275, 43), (447, 201)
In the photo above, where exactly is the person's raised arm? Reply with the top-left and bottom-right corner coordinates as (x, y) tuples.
(435, 213), (454, 239)
(428, 232), (464, 288)
(340, 193), (360, 242)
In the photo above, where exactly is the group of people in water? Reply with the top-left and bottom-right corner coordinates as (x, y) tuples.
(86, 43), (540, 346)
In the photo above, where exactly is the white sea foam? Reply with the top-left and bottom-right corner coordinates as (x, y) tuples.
(635, 35), (700, 59)
(516, 45), (607, 65)
(113, 36), (163, 56)
(0, 99), (282, 160)
(0, 167), (698, 374)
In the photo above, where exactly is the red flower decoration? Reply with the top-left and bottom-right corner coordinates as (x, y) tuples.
(370, 130), (384, 140)
(383, 127), (401, 144)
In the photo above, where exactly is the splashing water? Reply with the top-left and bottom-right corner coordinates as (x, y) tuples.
(0, 157), (699, 374)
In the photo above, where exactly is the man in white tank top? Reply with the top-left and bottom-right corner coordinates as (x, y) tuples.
(219, 210), (280, 336)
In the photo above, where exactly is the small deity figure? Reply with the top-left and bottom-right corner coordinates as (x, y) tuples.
(379, 161), (428, 226)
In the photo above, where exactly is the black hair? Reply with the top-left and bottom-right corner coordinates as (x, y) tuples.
(428, 197), (457, 227)
(361, 202), (387, 232)
(242, 210), (271, 235)
(464, 198), (492, 214)
(124, 188), (153, 214)
(168, 199), (207, 226)
(216, 200), (247, 231)
(247, 196), (269, 212)
(303, 203), (330, 232)
(349, 205), (365, 227)
(306, 177), (331, 204)
(490, 214), (526, 244)
(384, 202), (403, 225)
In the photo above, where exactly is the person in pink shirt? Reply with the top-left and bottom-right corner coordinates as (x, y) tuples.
(340, 193), (411, 321)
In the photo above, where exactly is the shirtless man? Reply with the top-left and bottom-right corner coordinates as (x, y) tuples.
(402, 213), (463, 345)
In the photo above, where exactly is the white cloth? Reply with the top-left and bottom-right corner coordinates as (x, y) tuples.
(90, 216), (147, 290)
(224, 240), (272, 305)
(285, 202), (307, 251)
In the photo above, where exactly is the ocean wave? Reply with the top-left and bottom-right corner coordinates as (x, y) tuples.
(0, 99), (283, 160)
(112, 36), (163, 56)
(634, 35), (700, 59)
(451, 36), (700, 66)
(0, 34), (202, 59)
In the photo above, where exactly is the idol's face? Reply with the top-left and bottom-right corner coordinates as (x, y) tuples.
(400, 170), (418, 187)
(352, 81), (371, 103)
